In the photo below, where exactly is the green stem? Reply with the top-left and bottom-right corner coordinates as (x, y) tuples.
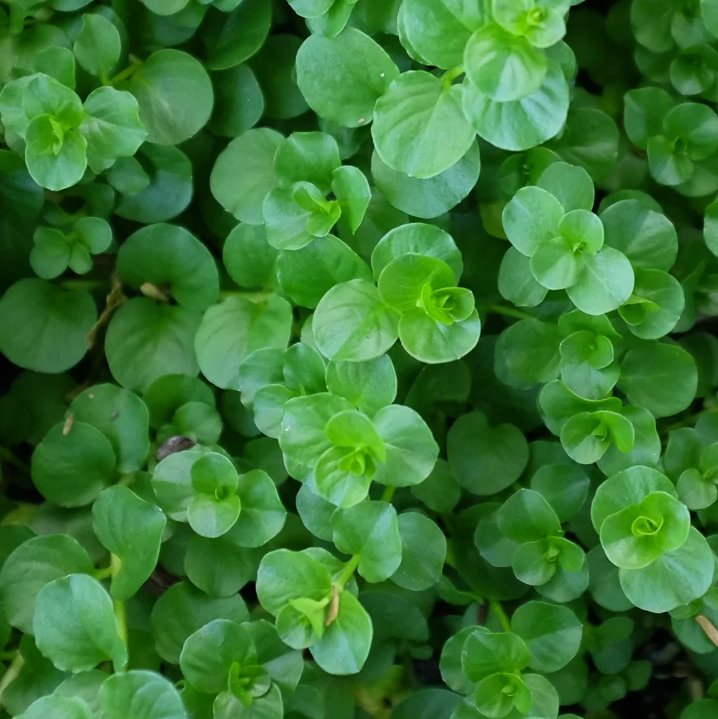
(0, 447), (30, 474)
(381, 485), (395, 503)
(663, 404), (718, 435)
(490, 599), (512, 633)
(60, 279), (107, 292)
(8, 6), (24, 34)
(442, 66), (465, 90)
(0, 653), (24, 707)
(106, 57), (142, 86)
(93, 564), (113, 581)
(220, 290), (274, 303)
(488, 304), (535, 322)
(110, 555), (128, 666)
(337, 555), (360, 590)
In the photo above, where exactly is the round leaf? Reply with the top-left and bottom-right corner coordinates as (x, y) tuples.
(0, 279), (96, 373)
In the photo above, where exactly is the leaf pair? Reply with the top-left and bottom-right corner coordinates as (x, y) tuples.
(591, 466), (714, 612)
(0, 73), (146, 190)
(256, 549), (373, 675)
(625, 87), (718, 194)
(280, 392), (437, 507)
(30, 217), (112, 280)
(502, 162), (635, 315)
(314, 223), (480, 364)
(153, 448), (287, 543)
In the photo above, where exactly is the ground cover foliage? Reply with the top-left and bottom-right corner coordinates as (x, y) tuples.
(2, 0), (718, 717)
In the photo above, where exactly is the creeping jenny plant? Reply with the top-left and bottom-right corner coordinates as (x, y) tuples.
(4, 0), (718, 718)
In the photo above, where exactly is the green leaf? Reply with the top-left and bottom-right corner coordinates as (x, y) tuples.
(31, 421), (116, 507)
(0, 535), (93, 635)
(549, 106), (620, 182)
(391, 512), (446, 591)
(24, 115), (86, 191)
(498, 319), (561, 385)
(332, 500), (402, 583)
(288, 0), (333, 18)
(92, 486), (166, 600)
(211, 128), (283, 225)
(80, 86), (147, 173)
(202, 0), (272, 71)
(560, 410), (634, 464)
(378, 254), (456, 312)
(213, 683), (282, 719)
(333, 165), (372, 233)
(537, 161), (595, 212)
(153, 446), (207, 521)
(100, 671), (186, 719)
(73, 14), (120, 78)
(16, 696), (93, 719)
(223, 224), (278, 290)
(232, 470), (286, 548)
(624, 87), (675, 150)
(279, 392), (353, 467)
(0, 279), (96, 373)
(618, 342), (698, 418)
(502, 186), (565, 257)
(600, 491), (691, 569)
(180, 619), (256, 694)
(115, 145), (192, 224)
(682, 700), (718, 719)
(591, 465), (677, 532)
(398, 0), (486, 69)
(447, 411), (529, 496)
(566, 246), (635, 316)
(371, 222), (463, 282)
(69, 384), (150, 474)
(462, 630), (530, 681)
(195, 295), (292, 390)
(34, 574), (127, 672)
(117, 224), (219, 312)
(619, 527), (714, 613)
(475, 672), (530, 718)
(511, 601), (582, 674)
(464, 24), (547, 102)
(209, 64), (265, 137)
(463, 62), (569, 151)
(371, 143), (480, 220)
(587, 547), (633, 612)
(399, 305), (481, 364)
(151, 581), (249, 664)
(325, 355), (397, 416)
(530, 239), (582, 291)
(274, 132), (341, 194)
(313, 279), (401, 362)
(600, 199), (678, 271)
(187, 492), (241, 539)
(512, 538), (558, 586)
(372, 71), (475, 179)
(184, 532), (259, 597)
(620, 269), (684, 340)
(530, 463), (590, 522)
(372, 404), (439, 487)
(106, 298), (201, 393)
(497, 489), (562, 543)
(256, 549), (333, 616)
(296, 28), (398, 128)
(309, 591), (372, 675)
(276, 235), (372, 309)
(678, 467), (718, 511)
(125, 49), (213, 146)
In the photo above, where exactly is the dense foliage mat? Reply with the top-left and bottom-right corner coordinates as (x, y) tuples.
(5, 0), (718, 717)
